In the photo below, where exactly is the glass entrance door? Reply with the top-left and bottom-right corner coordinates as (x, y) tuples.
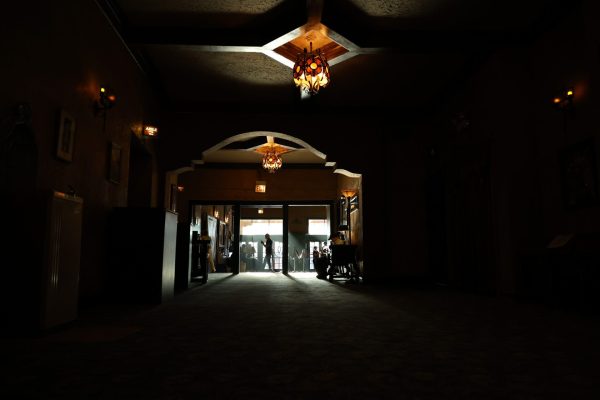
(239, 205), (283, 272)
(287, 205), (331, 274)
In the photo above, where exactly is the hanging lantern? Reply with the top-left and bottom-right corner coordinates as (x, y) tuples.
(262, 150), (283, 173)
(293, 42), (330, 95)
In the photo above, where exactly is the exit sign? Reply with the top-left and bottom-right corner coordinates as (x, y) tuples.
(255, 181), (266, 193)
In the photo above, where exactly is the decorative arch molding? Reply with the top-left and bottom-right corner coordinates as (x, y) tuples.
(164, 132), (363, 208)
(200, 131), (327, 162)
(333, 168), (362, 179)
(163, 131), (366, 280)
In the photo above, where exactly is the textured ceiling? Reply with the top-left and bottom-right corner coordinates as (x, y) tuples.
(347, 0), (446, 18)
(148, 47), (291, 86)
(119, 0), (285, 14)
(334, 0), (560, 30)
(118, 0), (288, 27)
(102, 0), (574, 113)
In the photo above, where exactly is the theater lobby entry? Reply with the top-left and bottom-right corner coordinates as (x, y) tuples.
(168, 133), (362, 289)
(238, 204), (331, 274)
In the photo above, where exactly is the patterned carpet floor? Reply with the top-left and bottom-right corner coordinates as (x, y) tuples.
(3, 272), (600, 399)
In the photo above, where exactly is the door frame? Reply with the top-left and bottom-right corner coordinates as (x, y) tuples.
(188, 200), (335, 277)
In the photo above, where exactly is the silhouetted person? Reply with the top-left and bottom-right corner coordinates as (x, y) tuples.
(240, 243), (247, 272)
(314, 246), (329, 279)
(312, 246), (320, 270)
(247, 244), (256, 271)
(261, 233), (275, 272)
(199, 230), (211, 283)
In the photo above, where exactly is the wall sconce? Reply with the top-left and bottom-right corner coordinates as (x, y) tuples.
(214, 210), (219, 218)
(143, 125), (158, 137)
(176, 185), (184, 192)
(341, 189), (357, 198)
(95, 85), (116, 115)
(225, 216), (229, 224)
(258, 208), (264, 214)
(552, 88), (574, 109)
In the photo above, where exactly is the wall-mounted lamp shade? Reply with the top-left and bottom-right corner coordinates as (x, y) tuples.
(341, 189), (357, 198)
(214, 210), (219, 218)
(258, 208), (264, 214)
(143, 125), (158, 137)
(176, 185), (184, 192)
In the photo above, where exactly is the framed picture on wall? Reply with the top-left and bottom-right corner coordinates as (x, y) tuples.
(559, 138), (600, 209)
(56, 110), (76, 162)
(108, 141), (122, 184)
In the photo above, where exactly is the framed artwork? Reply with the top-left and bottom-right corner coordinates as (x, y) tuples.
(108, 142), (122, 184)
(56, 110), (75, 161)
(559, 138), (599, 209)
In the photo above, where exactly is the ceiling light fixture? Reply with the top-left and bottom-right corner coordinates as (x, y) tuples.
(262, 151), (283, 173)
(293, 42), (330, 95)
(255, 136), (289, 173)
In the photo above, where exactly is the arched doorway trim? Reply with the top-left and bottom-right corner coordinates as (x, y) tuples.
(333, 168), (361, 178)
(201, 131), (327, 161)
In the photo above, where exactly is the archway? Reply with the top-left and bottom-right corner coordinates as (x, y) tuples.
(166, 131), (363, 289)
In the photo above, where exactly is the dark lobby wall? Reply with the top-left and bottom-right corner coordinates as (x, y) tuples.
(423, 1), (600, 295)
(176, 167), (338, 223)
(382, 132), (430, 279)
(1, 0), (159, 301)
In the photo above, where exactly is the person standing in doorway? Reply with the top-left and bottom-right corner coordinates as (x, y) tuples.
(247, 243), (256, 271)
(261, 233), (275, 272)
(312, 246), (320, 270)
(199, 229), (212, 283)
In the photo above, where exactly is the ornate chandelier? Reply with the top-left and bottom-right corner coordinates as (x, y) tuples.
(255, 137), (289, 173)
(293, 42), (330, 95)
(262, 150), (283, 173)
